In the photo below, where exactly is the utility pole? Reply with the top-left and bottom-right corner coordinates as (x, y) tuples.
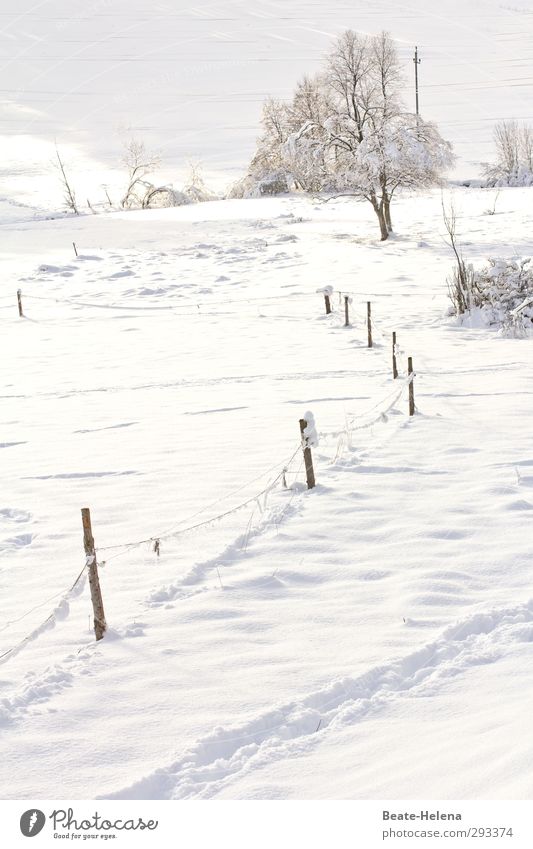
(413, 46), (421, 117)
(81, 508), (107, 641)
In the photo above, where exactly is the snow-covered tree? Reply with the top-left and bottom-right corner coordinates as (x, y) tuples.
(244, 30), (454, 239)
(245, 78), (331, 195)
(315, 112), (455, 239)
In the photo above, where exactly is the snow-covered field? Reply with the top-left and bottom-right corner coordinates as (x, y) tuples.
(2, 0), (533, 806)
(1, 187), (533, 799)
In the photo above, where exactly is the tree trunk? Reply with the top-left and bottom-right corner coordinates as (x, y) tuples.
(384, 198), (393, 232)
(368, 195), (389, 242)
(370, 195), (390, 241)
(376, 205), (389, 240)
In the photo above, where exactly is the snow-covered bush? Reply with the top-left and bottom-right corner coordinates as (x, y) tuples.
(121, 138), (161, 208)
(142, 184), (190, 208)
(449, 257), (533, 336)
(182, 163), (219, 203)
(226, 176), (252, 199)
(447, 260), (479, 316)
(121, 144), (218, 209)
(227, 171), (292, 199)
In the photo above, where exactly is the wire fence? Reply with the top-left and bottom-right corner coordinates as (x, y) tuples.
(0, 560), (89, 666)
(0, 284), (420, 666)
(14, 289), (320, 317)
(96, 445), (303, 562)
(4, 284), (446, 323)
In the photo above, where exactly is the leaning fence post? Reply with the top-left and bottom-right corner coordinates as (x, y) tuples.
(392, 331), (398, 379)
(17, 289), (23, 318)
(81, 508), (107, 641)
(367, 301), (373, 348)
(73, 241), (78, 257)
(408, 357), (415, 416)
(299, 418), (316, 489)
(344, 295), (350, 327)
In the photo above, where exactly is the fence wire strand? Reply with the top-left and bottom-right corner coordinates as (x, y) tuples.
(96, 445), (303, 559)
(0, 561), (89, 665)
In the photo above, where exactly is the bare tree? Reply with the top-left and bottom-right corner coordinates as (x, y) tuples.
(326, 30), (374, 144)
(484, 120), (533, 185)
(371, 30), (403, 121)
(494, 121), (519, 178)
(182, 161), (217, 202)
(519, 123), (533, 171)
(442, 197), (478, 314)
(247, 97), (292, 188)
(121, 138), (161, 208)
(54, 147), (79, 215)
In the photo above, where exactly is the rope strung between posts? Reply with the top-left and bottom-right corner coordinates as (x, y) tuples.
(346, 375), (413, 432)
(319, 374), (414, 440)
(95, 444), (303, 559)
(0, 448), (305, 660)
(20, 290), (317, 314)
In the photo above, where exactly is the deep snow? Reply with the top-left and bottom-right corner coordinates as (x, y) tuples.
(1, 187), (533, 799)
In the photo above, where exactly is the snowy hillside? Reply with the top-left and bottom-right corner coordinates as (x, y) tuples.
(2, 0), (533, 210)
(2, 0), (533, 807)
(1, 187), (533, 799)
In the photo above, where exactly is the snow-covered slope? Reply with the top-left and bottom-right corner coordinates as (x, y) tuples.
(2, 0), (533, 210)
(1, 188), (533, 799)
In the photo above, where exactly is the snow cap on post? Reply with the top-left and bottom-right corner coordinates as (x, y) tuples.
(302, 411), (319, 447)
(316, 285), (334, 296)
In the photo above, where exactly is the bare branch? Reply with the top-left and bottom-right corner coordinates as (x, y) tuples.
(54, 147), (79, 215)
(121, 138), (162, 208)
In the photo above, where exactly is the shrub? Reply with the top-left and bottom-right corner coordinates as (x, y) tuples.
(448, 257), (533, 336)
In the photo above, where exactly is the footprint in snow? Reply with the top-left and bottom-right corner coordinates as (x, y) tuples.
(357, 570), (390, 581)
(123, 623), (147, 638)
(38, 264), (76, 274)
(108, 270), (135, 279)
(506, 499), (533, 511)
(0, 533), (33, 552)
(0, 508), (31, 523)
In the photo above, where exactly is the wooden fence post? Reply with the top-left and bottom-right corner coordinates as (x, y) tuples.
(81, 508), (107, 641)
(299, 419), (316, 489)
(73, 241), (78, 257)
(392, 331), (398, 379)
(367, 301), (373, 348)
(408, 357), (415, 416)
(317, 286), (333, 315)
(344, 295), (350, 327)
(17, 289), (23, 317)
